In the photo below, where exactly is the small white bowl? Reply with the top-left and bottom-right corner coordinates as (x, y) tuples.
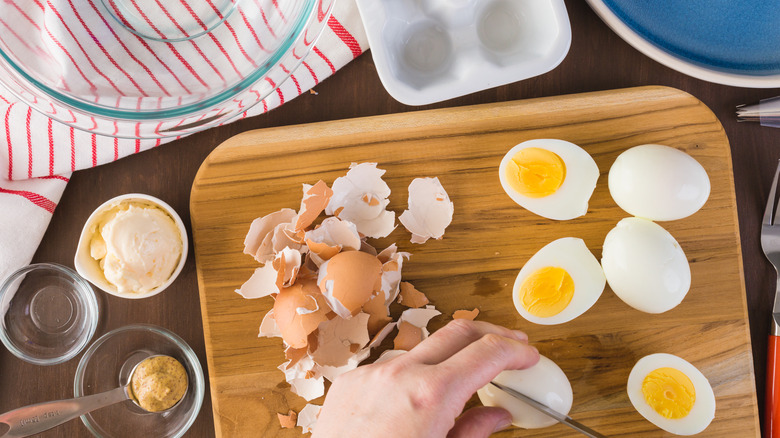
(74, 194), (188, 299)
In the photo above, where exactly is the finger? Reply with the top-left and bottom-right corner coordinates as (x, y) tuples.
(447, 406), (513, 438)
(438, 334), (539, 404)
(405, 319), (528, 365)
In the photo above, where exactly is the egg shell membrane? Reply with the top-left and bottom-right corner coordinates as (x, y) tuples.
(278, 410), (297, 429)
(452, 308), (479, 321)
(398, 281), (430, 308)
(318, 250), (383, 318)
(608, 145), (711, 222)
(498, 139), (599, 221)
(398, 177), (454, 244)
(477, 355), (573, 429)
(627, 353), (715, 435)
(601, 217), (691, 314)
(258, 309), (281, 338)
(273, 278), (332, 349)
(297, 404), (322, 434)
(512, 237), (606, 325)
(236, 263), (279, 299)
(273, 247), (302, 290)
(325, 162), (396, 239)
(294, 180), (333, 232)
(243, 208), (297, 263)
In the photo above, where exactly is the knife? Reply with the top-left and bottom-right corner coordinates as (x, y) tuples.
(488, 381), (607, 438)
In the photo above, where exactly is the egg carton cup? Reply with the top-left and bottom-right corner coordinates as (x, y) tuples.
(74, 194), (188, 299)
(356, 0), (571, 106)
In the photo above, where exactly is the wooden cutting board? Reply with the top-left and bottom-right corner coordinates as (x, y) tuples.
(190, 86), (759, 437)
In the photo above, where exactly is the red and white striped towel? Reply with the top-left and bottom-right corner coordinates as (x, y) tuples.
(0, 0), (367, 283)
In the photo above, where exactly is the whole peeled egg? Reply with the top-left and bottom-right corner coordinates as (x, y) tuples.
(499, 139), (599, 220)
(627, 353), (715, 435)
(601, 217), (690, 313)
(608, 144), (710, 221)
(477, 355), (573, 429)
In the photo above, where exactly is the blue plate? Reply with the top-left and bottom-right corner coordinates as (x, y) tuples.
(587, 0), (780, 87)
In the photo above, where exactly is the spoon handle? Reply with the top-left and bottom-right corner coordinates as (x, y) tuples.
(0, 386), (128, 438)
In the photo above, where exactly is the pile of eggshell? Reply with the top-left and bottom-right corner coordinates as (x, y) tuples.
(236, 163), (460, 433)
(494, 141), (716, 435)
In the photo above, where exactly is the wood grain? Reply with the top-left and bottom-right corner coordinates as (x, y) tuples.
(190, 86), (758, 437)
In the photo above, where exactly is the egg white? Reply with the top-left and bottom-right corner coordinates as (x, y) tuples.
(608, 144), (710, 221)
(477, 355), (573, 429)
(498, 139), (599, 221)
(512, 237), (606, 325)
(627, 353), (716, 435)
(601, 217), (690, 314)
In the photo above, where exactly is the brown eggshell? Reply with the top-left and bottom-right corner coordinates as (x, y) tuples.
(362, 293), (392, 337)
(398, 281), (429, 308)
(318, 251), (382, 318)
(274, 278), (331, 349)
(278, 410), (297, 429)
(394, 321), (423, 351)
(453, 308), (480, 321)
(295, 180), (333, 232)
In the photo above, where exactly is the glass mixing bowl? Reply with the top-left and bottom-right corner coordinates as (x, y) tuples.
(0, 0), (335, 138)
(74, 324), (205, 438)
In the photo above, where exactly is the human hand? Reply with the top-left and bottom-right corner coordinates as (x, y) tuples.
(312, 319), (539, 438)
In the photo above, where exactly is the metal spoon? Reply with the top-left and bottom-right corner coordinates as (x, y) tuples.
(0, 353), (187, 438)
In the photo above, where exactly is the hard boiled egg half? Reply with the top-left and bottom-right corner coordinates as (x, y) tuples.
(499, 139), (599, 220)
(512, 237), (606, 325)
(477, 355), (573, 429)
(628, 353), (715, 435)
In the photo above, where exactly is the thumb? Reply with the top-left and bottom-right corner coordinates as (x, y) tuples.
(447, 406), (513, 438)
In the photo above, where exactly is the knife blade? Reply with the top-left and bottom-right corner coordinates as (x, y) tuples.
(488, 381), (607, 438)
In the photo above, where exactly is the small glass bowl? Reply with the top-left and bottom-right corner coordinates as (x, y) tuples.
(0, 263), (99, 365)
(74, 324), (204, 438)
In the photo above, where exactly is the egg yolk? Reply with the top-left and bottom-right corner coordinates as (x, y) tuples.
(505, 147), (566, 198)
(519, 267), (574, 317)
(641, 367), (696, 419)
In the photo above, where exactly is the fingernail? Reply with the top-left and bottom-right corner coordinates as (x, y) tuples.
(493, 418), (513, 433)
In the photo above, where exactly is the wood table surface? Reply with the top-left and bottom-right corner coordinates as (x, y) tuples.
(2, 1), (779, 436)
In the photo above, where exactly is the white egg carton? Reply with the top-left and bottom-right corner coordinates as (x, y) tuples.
(355, 0), (572, 106)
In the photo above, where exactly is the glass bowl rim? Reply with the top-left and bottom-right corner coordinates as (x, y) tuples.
(0, 262), (99, 366)
(73, 323), (205, 438)
(0, 0), (318, 122)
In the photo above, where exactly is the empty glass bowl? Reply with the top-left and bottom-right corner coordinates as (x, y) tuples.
(74, 324), (204, 438)
(0, 263), (99, 365)
(0, 0), (335, 138)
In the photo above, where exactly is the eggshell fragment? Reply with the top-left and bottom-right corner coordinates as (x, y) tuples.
(304, 217), (361, 266)
(377, 244), (410, 305)
(279, 355), (324, 401)
(394, 321), (424, 351)
(244, 208), (297, 263)
(258, 310), (282, 338)
(278, 410), (297, 429)
(271, 221), (304, 255)
(273, 247), (302, 290)
(311, 313), (371, 367)
(236, 264), (279, 299)
(453, 308), (479, 321)
(295, 181), (333, 231)
(398, 282), (429, 308)
(362, 293), (393, 337)
(399, 177), (454, 244)
(274, 279), (332, 349)
(318, 251), (383, 319)
(325, 163), (396, 238)
(393, 306), (441, 350)
(297, 404), (322, 434)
